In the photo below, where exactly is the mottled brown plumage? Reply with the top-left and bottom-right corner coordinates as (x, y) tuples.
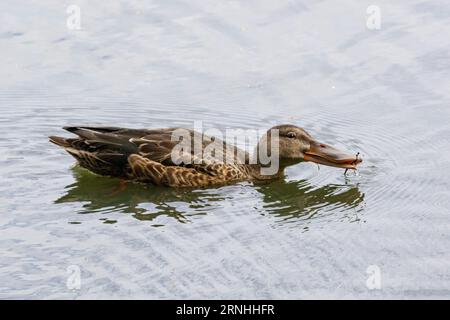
(50, 125), (362, 187)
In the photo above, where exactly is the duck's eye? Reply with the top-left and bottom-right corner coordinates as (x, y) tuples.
(287, 132), (296, 139)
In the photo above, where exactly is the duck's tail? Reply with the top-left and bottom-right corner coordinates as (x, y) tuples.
(49, 135), (71, 147)
(49, 126), (139, 177)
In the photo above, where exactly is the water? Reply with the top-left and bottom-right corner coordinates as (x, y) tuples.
(1, 0), (449, 299)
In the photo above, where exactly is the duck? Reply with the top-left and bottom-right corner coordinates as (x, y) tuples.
(49, 124), (362, 187)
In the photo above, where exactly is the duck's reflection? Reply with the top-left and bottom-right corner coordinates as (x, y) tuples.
(255, 178), (365, 223)
(56, 167), (365, 225)
(55, 167), (227, 223)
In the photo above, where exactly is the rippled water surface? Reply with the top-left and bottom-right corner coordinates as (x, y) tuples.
(1, 0), (450, 299)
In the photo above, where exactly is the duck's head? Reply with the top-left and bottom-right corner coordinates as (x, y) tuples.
(258, 124), (362, 170)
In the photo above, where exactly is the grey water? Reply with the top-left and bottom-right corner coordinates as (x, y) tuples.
(1, 0), (449, 299)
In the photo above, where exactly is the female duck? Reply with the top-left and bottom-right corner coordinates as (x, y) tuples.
(49, 124), (361, 187)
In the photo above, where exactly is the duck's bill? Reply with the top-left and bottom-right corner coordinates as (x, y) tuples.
(303, 141), (362, 169)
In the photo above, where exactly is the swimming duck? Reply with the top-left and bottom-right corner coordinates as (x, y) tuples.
(49, 125), (362, 187)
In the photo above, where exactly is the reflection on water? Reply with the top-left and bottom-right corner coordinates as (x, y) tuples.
(55, 167), (228, 223)
(256, 179), (364, 223)
(55, 166), (364, 226)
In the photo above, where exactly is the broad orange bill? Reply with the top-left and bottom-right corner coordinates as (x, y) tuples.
(303, 140), (362, 169)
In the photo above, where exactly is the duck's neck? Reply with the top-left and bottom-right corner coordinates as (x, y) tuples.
(246, 163), (286, 180)
(246, 150), (287, 180)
